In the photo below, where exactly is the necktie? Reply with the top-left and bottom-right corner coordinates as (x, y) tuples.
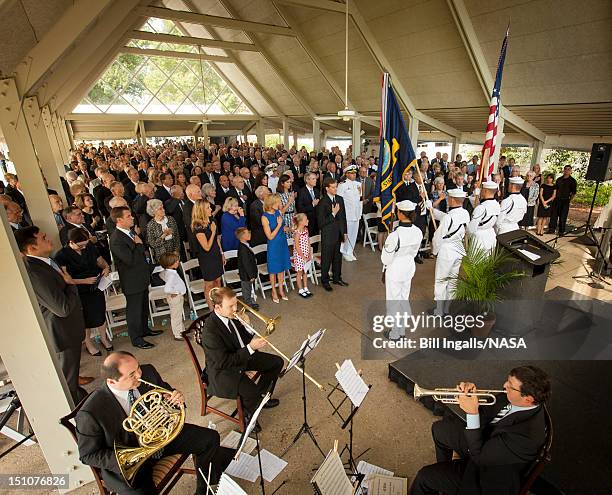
(49, 259), (63, 274)
(490, 404), (512, 424)
(228, 319), (246, 348)
(331, 197), (336, 207)
(127, 389), (136, 409)
(309, 188), (315, 201)
(128, 230), (135, 240)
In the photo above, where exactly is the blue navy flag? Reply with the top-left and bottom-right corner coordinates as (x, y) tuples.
(374, 73), (417, 232)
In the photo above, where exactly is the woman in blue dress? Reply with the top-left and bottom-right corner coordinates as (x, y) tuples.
(262, 194), (291, 303)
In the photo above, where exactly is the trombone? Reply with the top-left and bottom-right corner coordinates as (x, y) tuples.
(413, 383), (505, 405)
(233, 301), (325, 391)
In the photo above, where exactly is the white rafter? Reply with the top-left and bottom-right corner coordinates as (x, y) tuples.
(446, 0), (546, 142)
(121, 46), (231, 62)
(130, 30), (260, 51)
(142, 5), (295, 36)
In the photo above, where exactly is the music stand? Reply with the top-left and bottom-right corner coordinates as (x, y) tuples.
(280, 329), (326, 458)
(326, 360), (371, 472)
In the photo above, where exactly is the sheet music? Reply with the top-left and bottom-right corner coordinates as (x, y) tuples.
(216, 474), (248, 495)
(225, 454), (259, 482)
(258, 449), (288, 482)
(517, 248), (541, 261)
(235, 392), (270, 459)
(335, 359), (369, 407)
(355, 461), (393, 495)
(311, 449), (354, 495)
(286, 328), (326, 373)
(97, 274), (113, 291)
(368, 475), (408, 495)
(221, 430), (256, 454)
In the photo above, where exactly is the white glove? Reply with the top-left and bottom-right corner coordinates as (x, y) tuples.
(424, 199), (432, 209)
(473, 187), (480, 196)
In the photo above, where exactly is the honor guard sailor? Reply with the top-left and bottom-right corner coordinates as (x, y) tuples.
(381, 200), (423, 301)
(467, 181), (501, 253)
(427, 189), (470, 315)
(496, 177), (527, 235)
(337, 164), (363, 261)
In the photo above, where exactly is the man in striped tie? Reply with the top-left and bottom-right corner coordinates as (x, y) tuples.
(410, 366), (551, 495)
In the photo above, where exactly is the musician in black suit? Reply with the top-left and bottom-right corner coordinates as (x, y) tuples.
(15, 226), (87, 403)
(199, 287), (283, 426)
(76, 352), (234, 495)
(296, 172), (320, 236)
(317, 177), (348, 291)
(410, 366), (551, 495)
(109, 207), (161, 349)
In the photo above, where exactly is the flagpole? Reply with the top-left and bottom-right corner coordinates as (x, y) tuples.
(412, 159), (437, 230)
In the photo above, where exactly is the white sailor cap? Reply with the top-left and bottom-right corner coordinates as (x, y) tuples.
(482, 181), (498, 190)
(396, 200), (417, 212)
(264, 164), (277, 173)
(448, 188), (467, 198)
(344, 164), (358, 174)
(509, 177), (524, 185)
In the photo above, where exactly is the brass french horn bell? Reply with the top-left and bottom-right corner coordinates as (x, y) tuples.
(236, 299), (280, 335)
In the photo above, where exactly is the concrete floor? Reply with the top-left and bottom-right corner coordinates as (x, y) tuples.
(1, 230), (610, 495)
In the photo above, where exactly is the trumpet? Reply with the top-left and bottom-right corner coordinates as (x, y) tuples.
(114, 379), (185, 485)
(413, 383), (505, 406)
(233, 302), (325, 391)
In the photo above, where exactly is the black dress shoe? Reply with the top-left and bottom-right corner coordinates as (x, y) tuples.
(415, 256), (423, 264)
(144, 329), (163, 337)
(263, 398), (280, 409)
(332, 279), (349, 287)
(132, 339), (155, 349)
(323, 283), (333, 292)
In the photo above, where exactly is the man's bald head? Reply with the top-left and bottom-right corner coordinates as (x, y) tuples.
(101, 351), (141, 390)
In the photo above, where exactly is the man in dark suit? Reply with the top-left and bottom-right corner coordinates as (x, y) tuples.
(109, 207), (161, 349)
(122, 168), (140, 203)
(200, 288), (283, 426)
(216, 174), (232, 207)
(164, 185), (188, 260)
(411, 366), (551, 495)
(249, 186), (269, 247)
(93, 173), (113, 218)
(76, 352), (234, 495)
(183, 184), (203, 257)
(296, 172), (320, 236)
(227, 176), (251, 213)
(154, 172), (173, 203)
(59, 206), (96, 246)
(395, 169), (427, 263)
(15, 226), (87, 403)
(317, 177), (348, 291)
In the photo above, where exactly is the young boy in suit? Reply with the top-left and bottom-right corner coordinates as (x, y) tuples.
(236, 227), (259, 310)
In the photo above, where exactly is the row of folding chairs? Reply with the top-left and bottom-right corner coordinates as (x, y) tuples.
(103, 234), (324, 334)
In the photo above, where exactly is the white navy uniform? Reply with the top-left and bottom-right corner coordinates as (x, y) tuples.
(337, 177), (363, 258)
(432, 205), (470, 314)
(382, 221), (423, 300)
(468, 199), (501, 252)
(496, 193), (527, 235)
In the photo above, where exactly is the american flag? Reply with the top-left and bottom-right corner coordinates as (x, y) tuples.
(480, 26), (509, 180)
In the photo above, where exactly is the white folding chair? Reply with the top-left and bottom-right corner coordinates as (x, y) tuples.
(181, 258), (208, 317)
(104, 292), (127, 333)
(251, 244), (269, 298)
(148, 285), (186, 325)
(308, 234), (322, 284)
(362, 213), (378, 252)
(284, 237), (296, 290)
(221, 250), (242, 296)
(183, 241), (192, 260)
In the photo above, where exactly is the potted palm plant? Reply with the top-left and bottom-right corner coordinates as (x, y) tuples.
(447, 238), (525, 338)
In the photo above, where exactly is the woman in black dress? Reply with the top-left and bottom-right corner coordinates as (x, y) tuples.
(75, 193), (102, 232)
(54, 229), (113, 356)
(536, 173), (557, 235)
(192, 199), (225, 312)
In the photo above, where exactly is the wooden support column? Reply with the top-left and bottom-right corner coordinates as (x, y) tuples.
(23, 98), (66, 202)
(0, 208), (93, 491)
(313, 119), (321, 152)
(282, 118), (290, 150)
(0, 78), (59, 244)
(451, 136), (461, 162)
(531, 140), (544, 169)
(409, 116), (419, 148)
(256, 120), (265, 146)
(352, 118), (362, 158)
